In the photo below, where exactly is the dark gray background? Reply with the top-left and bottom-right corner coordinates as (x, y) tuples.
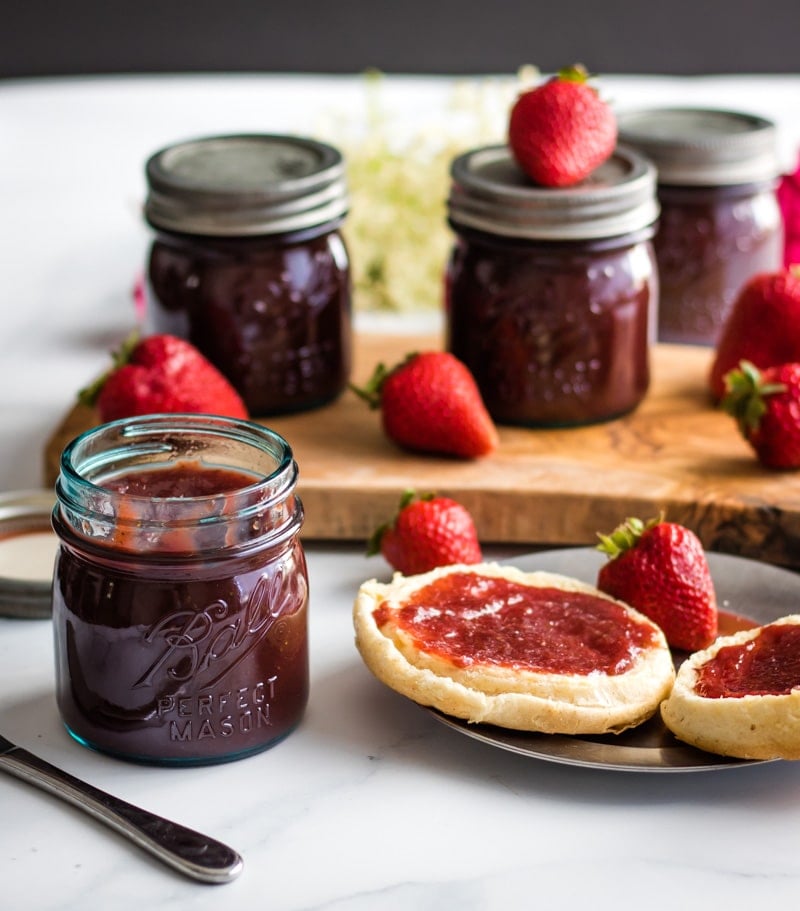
(2, 0), (799, 78)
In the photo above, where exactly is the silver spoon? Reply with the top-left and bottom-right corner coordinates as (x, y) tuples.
(0, 733), (243, 884)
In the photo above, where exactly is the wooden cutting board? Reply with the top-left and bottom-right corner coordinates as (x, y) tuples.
(44, 333), (800, 569)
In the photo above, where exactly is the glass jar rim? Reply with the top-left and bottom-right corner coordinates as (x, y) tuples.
(59, 413), (294, 491)
(55, 414), (301, 559)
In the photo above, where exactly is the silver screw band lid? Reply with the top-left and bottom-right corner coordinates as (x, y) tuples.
(448, 144), (659, 241)
(617, 108), (780, 186)
(145, 134), (348, 236)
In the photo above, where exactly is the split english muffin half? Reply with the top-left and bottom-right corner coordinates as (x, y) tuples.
(353, 562), (676, 736)
(661, 615), (800, 760)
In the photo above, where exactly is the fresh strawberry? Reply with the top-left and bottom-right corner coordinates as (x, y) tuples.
(721, 360), (800, 469)
(596, 516), (718, 652)
(508, 64), (617, 187)
(368, 490), (482, 576)
(709, 269), (800, 400)
(353, 351), (498, 459)
(80, 332), (248, 422)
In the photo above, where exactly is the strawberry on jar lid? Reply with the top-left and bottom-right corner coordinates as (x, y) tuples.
(447, 144), (658, 241)
(144, 133), (348, 236)
(617, 108), (780, 186)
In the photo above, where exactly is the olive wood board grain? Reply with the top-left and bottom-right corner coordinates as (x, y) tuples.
(44, 333), (800, 570)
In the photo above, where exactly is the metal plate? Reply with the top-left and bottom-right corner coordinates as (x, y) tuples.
(427, 548), (800, 772)
(0, 489), (57, 620)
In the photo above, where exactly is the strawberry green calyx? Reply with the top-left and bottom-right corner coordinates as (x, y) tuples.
(350, 353), (418, 410)
(350, 362), (390, 410)
(78, 330), (141, 407)
(365, 523), (386, 558)
(721, 360), (787, 436)
(596, 515), (662, 560)
(556, 63), (591, 84)
(366, 489), (433, 555)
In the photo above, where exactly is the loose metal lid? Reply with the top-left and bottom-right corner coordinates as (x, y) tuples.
(448, 144), (659, 241)
(617, 108), (780, 186)
(145, 133), (349, 236)
(0, 489), (58, 619)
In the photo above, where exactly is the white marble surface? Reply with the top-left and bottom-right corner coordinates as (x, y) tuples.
(5, 546), (800, 910)
(3, 73), (800, 910)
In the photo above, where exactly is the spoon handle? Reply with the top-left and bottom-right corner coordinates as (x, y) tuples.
(0, 741), (243, 884)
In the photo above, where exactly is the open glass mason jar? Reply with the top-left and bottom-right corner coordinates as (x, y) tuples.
(52, 414), (308, 765)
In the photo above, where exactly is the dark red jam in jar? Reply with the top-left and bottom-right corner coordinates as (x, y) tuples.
(52, 415), (308, 765)
(618, 108), (783, 345)
(446, 145), (659, 426)
(144, 134), (352, 416)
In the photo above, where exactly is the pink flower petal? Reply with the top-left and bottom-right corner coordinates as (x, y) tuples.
(132, 274), (147, 323)
(777, 152), (800, 268)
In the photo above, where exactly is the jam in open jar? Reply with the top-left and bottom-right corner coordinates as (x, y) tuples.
(446, 145), (659, 426)
(52, 415), (308, 765)
(144, 134), (352, 416)
(618, 108), (783, 345)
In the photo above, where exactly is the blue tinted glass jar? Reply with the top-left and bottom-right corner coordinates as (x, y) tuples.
(52, 414), (308, 765)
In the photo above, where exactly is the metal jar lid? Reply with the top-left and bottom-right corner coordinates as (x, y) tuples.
(0, 489), (58, 619)
(617, 108), (780, 186)
(145, 133), (349, 236)
(447, 144), (659, 241)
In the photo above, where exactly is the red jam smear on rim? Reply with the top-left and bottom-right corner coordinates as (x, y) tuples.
(374, 572), (660, 675)
(98, 461), (262, 553)
(695, 623), (800, 698)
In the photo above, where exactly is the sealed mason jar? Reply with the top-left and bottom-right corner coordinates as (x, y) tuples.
(618, 108), (783, 345)
(446, 144), (659, 427)
(144, 134), (352, 416)
(52, 414), (308, 765)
